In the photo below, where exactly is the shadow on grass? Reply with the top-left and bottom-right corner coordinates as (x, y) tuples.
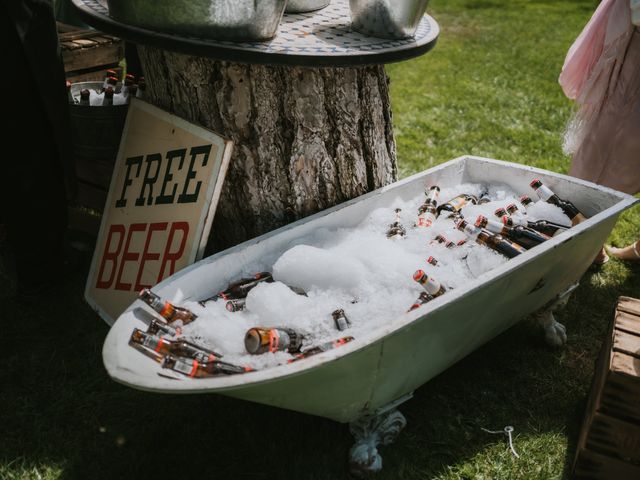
(1, 243), (638, 479)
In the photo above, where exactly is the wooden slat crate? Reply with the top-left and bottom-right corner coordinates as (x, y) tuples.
(59, 22), (124, 84)
(572, 296), (640, 479)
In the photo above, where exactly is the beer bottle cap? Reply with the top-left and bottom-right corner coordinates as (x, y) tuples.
(519, 195), (532, 205)
(413, 269), (426, 282)
(506, 203), (518, 213)
(457, 240), (466, 246)
(107, 76), (118, 86)
(530, 179), (542, 188)
(475, 215), (488, 228)
(427, 255), (436, 264)
(502, 215), (512, 225)
(455, 219), (467, 231)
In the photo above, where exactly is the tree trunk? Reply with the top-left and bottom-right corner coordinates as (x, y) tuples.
(138, 46), (397, 253)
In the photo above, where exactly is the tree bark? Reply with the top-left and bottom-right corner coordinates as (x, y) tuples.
(138, 46), (397, 253)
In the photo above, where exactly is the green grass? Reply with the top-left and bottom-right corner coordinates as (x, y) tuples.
(2, 0), (639, 479)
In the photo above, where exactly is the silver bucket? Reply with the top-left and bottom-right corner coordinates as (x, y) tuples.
(107, 0), (288, 41)
(349, 0), (430, 39)
(68, 82), (128, 163)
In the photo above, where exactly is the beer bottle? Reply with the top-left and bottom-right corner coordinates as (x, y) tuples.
(494, 207), (508, 219)
(426, 255), (439, 266)
(433, 234), (455, 249)
(332, 309), (351, 331)
(530, 179), (586, 225)
(127, 84), (138, 102)
(413, 270), (446, 297)
(288, 337), (354, 363)
(136, 76), (146, 98)
(101, 69), (118, 90)
(122, 76), (134, 97)
(437, 194), (478, 216)
(225, 298), (246, 312)
(478, 194), (492, 205)
(216, 272), (274, 301)
(147, 318), (182, 337)
(505, 203), (519, 216)
(407, 291), (432, 312)
(79, 89), (91, 106)
(475, 215), (549, 249)
(102, 86), (114, 106)
(130, 328), (222, 362)
(387, 208), (406, 238)
(519, 195), (533, 210)
(502, 215), (568, 237)
(139, 288), (198, 325)
(244, 327), (304, 354)
(162, 354), (252, 377)
(456, 219), (525, 259)
(417, 186), (440, 227)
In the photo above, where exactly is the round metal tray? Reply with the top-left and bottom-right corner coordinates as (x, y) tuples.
(71, 0), (439, 67)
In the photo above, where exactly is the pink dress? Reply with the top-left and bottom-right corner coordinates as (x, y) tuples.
(560, 0), (640, 195)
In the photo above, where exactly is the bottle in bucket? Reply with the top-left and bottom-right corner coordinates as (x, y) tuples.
(102, 86), (114, 106)
(386, 208), (406, 239)
(530, 179), (586, 225)
(225, 298), (246, 312)
(475, 215), (550, 249)
(417, 186), (440, 227)
(503, 215), (568, 237)
(244, 327), (304, 355)
(456, 219), (525, 259)
(138, 288), (198, 325)
(79, 89), (90, 106)
(129, 328), (222, 362)
(437, 193), (478, 216)
(332, 309), (352, 331)
(413, 270), (446, 297)
(162, 354), (252, 378)
(287, 337), (354, 363)
(407, 291), (432, 312)
(147, 318), (182, 337)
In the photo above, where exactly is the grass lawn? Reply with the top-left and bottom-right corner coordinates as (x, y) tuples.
(1, 0), (638, 479)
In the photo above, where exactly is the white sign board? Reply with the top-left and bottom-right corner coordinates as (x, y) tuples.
(86, 99), (232, 325)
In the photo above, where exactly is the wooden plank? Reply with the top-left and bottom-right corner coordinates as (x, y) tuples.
(585, 412), (640, 464)
(71, 38), (99, 47)
(613, 328), (640, 359)
(600, 356), (640, 424)
(615, 311), (640, 336)
(61, 41), (83, 51)
(75, 181), (108, 212)
(618, 296), (640, 317)
(573, 447), (640, 480)
(62, 43), (124, 73)
(66, 68), (119, 84)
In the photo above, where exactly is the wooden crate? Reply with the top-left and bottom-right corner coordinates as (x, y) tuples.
(59, 22), (124, 84)
(572, 296), (640, 479)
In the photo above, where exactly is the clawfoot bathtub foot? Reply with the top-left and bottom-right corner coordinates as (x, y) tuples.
(348, 409), (407, 477)
(534, 309), (567, 347)
(533, 282), (578, 347)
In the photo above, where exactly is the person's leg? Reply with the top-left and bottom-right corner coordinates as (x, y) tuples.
(607, 240), (640, 261)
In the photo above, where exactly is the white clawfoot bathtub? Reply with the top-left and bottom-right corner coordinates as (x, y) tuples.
(102, 156), (637, 469)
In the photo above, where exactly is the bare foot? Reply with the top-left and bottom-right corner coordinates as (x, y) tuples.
(607, 241), (640, 262)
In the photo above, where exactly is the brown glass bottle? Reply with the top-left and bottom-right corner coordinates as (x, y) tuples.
(332, 309), (352, 331)
(102, 86), (114, 106)
(456, 219), (525, 259)
(288, 337), (354, 363)
(494, 207), (508, 218)
(519, 195), (533, 210)
(413, 270), (446, 297)
(215, 272), (274, 301)
(79, 89), (90, 106)
(407, 291), (432, 312)
(147, 318), (181, 337)
(225, 298), (246, 312)
(476, 215), (550, 249)
(426, 256), (439, 266)
(437, 194), (478, 216)
(161, 355), (251, 377)
(387, 208), (406, 238)
(130, 328), (222, 362)
(244, 327), (304, 354)
(417, 186), (440, 227)
(502, 216), (568, 237)
(530, 179), (586, 225)
(139, 288), (198, 325)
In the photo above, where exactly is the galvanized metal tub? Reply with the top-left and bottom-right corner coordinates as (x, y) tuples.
(106, 0), (288, 41)
(349, 0), (430, 39)
(102, 156), (637, 423)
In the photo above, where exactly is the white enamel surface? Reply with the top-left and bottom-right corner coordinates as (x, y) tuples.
(102, 156), (638, 422)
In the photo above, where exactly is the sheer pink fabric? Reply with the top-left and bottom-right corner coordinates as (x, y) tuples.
(560, 0), (639, 194)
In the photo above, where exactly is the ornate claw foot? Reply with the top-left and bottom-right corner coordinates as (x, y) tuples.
(534, 309), (567, 347)
(348, 409), (407, 477)
(533, 282), (578, 347)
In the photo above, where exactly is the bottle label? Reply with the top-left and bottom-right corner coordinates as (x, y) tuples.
(536, 184), (554, 201)
(417, 212), (436, 227)
(269, 329), (282, 353)
(172, 358), (198, 377)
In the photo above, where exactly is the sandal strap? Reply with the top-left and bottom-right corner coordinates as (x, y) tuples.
(634, 242), (640, 259)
